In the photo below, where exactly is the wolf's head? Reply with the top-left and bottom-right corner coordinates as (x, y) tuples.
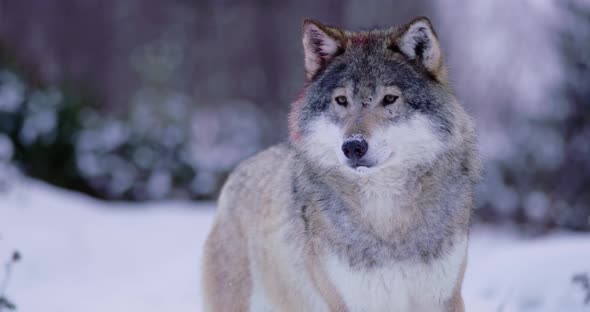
(290, 17), (471, 175)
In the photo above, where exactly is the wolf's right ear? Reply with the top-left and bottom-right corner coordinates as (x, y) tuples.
(302, 20), (344, 80)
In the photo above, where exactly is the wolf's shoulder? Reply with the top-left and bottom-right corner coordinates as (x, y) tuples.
(234, 142), (293, 176)
(221, 143), (294, 194)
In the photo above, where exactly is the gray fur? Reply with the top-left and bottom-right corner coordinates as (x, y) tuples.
(291, 149), (473, 268)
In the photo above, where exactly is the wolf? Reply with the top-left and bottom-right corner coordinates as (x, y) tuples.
(202, 16), (480, 312)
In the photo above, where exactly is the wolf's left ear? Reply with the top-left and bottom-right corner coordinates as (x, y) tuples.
(302, 19), (344, 80)
(395, 17), (446, 81)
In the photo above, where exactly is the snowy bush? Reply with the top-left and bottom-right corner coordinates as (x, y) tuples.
(73, 99), (197, 200)
(0, 53), (265, 200)
(0, 71), (24, 191)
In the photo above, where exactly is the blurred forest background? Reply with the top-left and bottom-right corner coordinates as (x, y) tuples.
(0, 0), (588, 230)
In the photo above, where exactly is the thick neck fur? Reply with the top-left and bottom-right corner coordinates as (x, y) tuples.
(291, 145), (472, 268)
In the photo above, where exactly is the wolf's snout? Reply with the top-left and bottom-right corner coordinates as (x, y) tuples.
(342, 139), (368, 161)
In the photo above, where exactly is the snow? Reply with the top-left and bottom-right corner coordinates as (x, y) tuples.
(1, 179), (589, 312)
(464, 227), (590, 312)
(0, 179), (214, 312)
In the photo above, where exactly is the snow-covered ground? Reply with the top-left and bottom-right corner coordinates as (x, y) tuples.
(1, 179), (589, 312)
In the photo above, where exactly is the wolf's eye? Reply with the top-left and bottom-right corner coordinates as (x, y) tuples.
(382, 94), (399, 106)
(335, 95), (348, 107)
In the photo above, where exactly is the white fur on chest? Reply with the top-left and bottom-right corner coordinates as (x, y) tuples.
(323, 236), (467, 312)
(357, 170), (414, 235)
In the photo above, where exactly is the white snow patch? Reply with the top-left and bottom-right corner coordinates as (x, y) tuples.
(465, 226), (590, 312)
(0, 179), (214, 312)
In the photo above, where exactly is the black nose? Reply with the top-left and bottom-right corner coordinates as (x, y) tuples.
(342, 139), (368, 161)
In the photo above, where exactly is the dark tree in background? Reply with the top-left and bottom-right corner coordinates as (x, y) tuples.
(551, 1), (590, 230)
(481, 0), (590, 230)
